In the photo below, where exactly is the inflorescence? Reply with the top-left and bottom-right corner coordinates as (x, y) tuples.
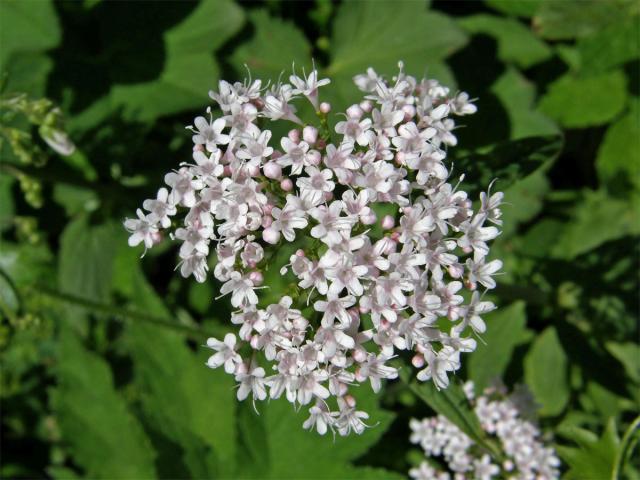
(409, 381), (560, 479)
(125, 62), (504, 436)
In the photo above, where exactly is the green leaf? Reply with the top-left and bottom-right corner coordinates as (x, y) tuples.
(326, 1), (466, 112)
(2, 52), (54, 96)
(557, 418), (620, 480)
(491, 68), (559, 139)
(606, 342), (640, 384)
(500, 170), (550, 238)
(524, 326), (569, 416)
(550, 189), (640, 259)
(117, 256), (237, 478)
(0, 175), (15, 232)
(532, 0), (637, 40)
(538, 70), (627, 128)
(468, 301), (529, 391)
(58, 218), (117, 303)
(230, 9), (312, 82)
(69, 0), (244, 130)
(0, 0), (61, 69)
(596, 107), (640, 193)
(458, 14), (552, 68)
(578, 18), (640, 75)
(237, 389), (403, 479)
(484, 0), (542, 17)
(51, 329), (157, 479)
(454, 135), (562, 197)
(409, 378), (501, 460)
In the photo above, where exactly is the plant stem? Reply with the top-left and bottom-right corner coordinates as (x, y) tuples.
(612, 415), (640, 480)
(33, 285), (215, 339)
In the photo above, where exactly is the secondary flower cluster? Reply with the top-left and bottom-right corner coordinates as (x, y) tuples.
(409, 381), (560, 480)
(124, 62), (504, 435)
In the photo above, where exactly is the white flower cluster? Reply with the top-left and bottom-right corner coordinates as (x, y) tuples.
(124, 62), (504, 436)
(409, 382), (560, 480)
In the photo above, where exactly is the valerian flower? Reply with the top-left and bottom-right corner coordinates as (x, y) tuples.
(125, 62), (504, 436)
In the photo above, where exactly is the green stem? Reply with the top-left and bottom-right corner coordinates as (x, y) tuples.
(33, 286), (214, 339)
(612, 415), (640, 480)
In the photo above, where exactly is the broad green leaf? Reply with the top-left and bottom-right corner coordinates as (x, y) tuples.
(491, 68), (559, 139)
(69, 0), (244, 130)
(328, 1), (467, 77)
(500, 171), (550, 238)
(326, 1), (466, 112)
(550, 189), (640, 259)
(606, 342), (640, 384)
(58, 218), (117, 303)
(237, 388), (403, 479)
(2, 52), (53, 96)
(557, 418), (620, 479)
(0, 241), (54, 289)
(0, 0), (60, 68)
(454, 135), (562, 197)
(51, 329), (157, 479)
(485, 0), (542, 17)
(408, 377), (501, 460)
(52, 184), (100, 217)
(578, 18), (640, 75)
(532, 0), (636, 40)
(468, 301), (529, 391)
(116, 253), (236, 478)
(538, 70), (627, 128)
(230, 9), (312, 82)
(458, 14), (552, 68)
(524, 326), (569, 416)
(596, 108), (640, 193)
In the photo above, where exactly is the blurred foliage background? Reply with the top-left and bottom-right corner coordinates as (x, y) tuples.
(0, 0), (638, 478)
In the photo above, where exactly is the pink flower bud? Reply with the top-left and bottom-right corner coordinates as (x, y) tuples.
(223, 165), (232, 177)
(346, 104), (363, 119)
(249, 271), (263, 285)
(323, 191), (334, 202)
(271, 150), (283, 160)
(250, 335), (260, 349)
(319, 102), (331, 113)
(353, 349), (367, 363)
(412, 354), (425, 368)
(303, 126), (318, 145)
(280, 178), (293, 192)
(359, 100), (373, 113)
(403, 105), (416, 121)
(361, 212), (377, 225)
(288, 129), (300, 143)
(262, 227), (280, 244)
(344, 394), (356, 408)
(307, 149), (321, 166)
(193, 144), (205, 152)
(315, 138), (326, 150)
(390, 231), (400, 241)
(381, 215), (395, 230)
(247, 164), (260, 177)
(261, 215), (273, 228)
(263, 161), (282, 179)
(263, 203), (273, 215)
(395, 151), (406, 165)
(295, 249), (305, 257)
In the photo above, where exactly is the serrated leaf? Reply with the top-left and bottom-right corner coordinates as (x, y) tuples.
(532, 0), (636, 40)
(524, 326), (569, 416)
(325, 1), (466, 112)
(237, 388), (402, 479)
(458, 14), (552, 68)
(230, 9), (312, 82)
(0, 0), (60, 69)
(454, 135), (562, 197)
(538, 70), (627, 128)
(596, 108), (640, 193)
(468, 302), (529, 391)
(557, 418), (620, 479)
(550, 189), (640, 259)
(51, 330), (157, 479)
(68, 0), (244, 130)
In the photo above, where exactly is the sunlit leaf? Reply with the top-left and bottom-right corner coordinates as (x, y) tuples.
(524, 326), (569, 416)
